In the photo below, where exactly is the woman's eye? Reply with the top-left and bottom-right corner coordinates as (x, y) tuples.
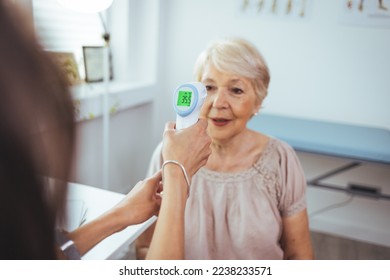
(205, 85), (215, 92)
(231, 87), (243, 94)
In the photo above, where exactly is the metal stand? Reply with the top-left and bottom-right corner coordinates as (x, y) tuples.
(101, 26), (110, 189)
(307, 161), (390, 200)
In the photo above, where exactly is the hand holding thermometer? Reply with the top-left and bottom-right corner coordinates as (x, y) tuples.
(173, 82), (207, 129)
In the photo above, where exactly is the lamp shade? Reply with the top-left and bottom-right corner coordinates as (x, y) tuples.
(57, 0), (113, 13)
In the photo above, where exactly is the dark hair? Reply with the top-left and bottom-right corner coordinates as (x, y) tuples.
(0, 2), (75, 259)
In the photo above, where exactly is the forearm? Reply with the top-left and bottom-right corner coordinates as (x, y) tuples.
(68, 209), (125, 256)
(146, 164), (188, 260)
(135, 223), (156, 260)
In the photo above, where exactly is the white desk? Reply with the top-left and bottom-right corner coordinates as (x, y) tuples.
(66, 182), (156, 260)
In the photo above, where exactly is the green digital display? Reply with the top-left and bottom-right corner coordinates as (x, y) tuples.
(177, 90), (192, 107)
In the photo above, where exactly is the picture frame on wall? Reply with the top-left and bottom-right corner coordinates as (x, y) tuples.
(341, 0), (390, 28)
(82, 46), (113, 83)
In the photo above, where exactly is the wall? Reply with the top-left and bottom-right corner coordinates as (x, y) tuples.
(70, 101), (155, 194)
(110, 0), (160, 84)
(155, 0), (390, 133)
(70, 0), (162, 193)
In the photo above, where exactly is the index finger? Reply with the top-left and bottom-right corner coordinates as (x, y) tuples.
(150, 170), (162, 182)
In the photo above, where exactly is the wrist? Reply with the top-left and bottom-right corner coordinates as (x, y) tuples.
(56, 230), (81, 259)
(162, 160), (190, 197)
(160, 167), (188, 211)
(105, 206), (130, 233)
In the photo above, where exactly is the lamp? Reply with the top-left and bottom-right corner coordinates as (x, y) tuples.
(58, 0), (113, 189)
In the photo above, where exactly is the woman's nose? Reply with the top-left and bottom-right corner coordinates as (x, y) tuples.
(212, 89), (228, 109)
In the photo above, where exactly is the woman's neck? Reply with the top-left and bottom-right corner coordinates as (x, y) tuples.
(206, 129), (268, 172)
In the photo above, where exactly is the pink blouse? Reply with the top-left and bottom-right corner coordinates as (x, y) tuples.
(147, 137), (307, 259)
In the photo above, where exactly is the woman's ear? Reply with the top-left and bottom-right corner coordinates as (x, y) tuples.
(253, 98), (263, 115)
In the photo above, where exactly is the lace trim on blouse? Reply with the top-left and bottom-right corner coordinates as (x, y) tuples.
(196, 137), (305, 217)
(198, 137), (276, 182)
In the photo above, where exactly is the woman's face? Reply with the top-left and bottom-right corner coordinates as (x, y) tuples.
(200, 63), (261, 143)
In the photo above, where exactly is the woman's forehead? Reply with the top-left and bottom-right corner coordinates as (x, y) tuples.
(202, 65), (250, 84)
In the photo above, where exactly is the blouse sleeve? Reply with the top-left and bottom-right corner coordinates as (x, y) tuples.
(276, 140), (307, 217)
(145, 141), (163, 177)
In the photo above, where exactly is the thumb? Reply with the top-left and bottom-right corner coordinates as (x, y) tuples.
(149, 170), (162, 183)
(164, 121), (176, 131)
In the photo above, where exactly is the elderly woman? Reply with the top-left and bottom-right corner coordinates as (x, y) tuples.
(137, 38), (314, 260)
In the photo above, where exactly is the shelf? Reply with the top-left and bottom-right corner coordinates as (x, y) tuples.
(71, 81), (155, 122)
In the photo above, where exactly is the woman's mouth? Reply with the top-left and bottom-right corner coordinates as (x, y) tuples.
(211, 118), (231, 127)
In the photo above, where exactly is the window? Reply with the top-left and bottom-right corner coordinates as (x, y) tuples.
(29, 0), (160, 85)
(32, 0), (106, 79)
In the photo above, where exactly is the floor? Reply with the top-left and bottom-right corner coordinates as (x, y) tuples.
(310, 231), (390, 260)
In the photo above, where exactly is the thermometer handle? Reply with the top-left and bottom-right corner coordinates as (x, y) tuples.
(176, 114), (200, 130)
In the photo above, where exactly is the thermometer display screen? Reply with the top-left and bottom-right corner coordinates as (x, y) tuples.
(177, 90), (192, 107)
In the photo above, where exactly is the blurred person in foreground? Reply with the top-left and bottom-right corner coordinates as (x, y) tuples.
(0, 1), (210, 260)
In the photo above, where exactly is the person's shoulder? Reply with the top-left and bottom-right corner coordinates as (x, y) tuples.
(271, 137), (294, 151)
(250, 129), (293, 152)
(264, 137), (299, 159)
(263, 137), (305, 182)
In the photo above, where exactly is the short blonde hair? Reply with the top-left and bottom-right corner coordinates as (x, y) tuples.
(193, 38), (270, 101)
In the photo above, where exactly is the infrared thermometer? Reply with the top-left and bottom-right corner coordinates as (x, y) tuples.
(173, 82), (207, 129)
